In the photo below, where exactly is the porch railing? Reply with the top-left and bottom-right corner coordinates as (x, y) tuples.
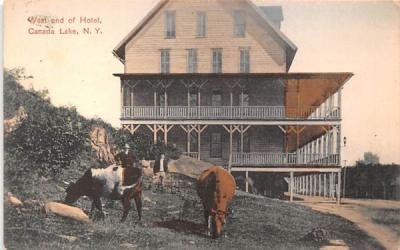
(182, 152), (199, 159)
(231, 152), (339, 166)
(121, 106), (340, 120)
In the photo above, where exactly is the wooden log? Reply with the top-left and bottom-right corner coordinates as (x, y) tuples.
(45, 202), (91, 223)
(6, 192), (23, 206)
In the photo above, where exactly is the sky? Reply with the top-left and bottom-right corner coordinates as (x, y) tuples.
(4, 0), (400, 165)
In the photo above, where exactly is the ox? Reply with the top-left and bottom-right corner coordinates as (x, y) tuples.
(196, 166), (236, 239)
(64, 164), (142, 222)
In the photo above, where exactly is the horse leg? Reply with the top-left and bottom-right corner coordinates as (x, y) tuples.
(133, 191), (142, 221)
(202, 203), (209, 225)
(93, 197), (105, 220)
(121, 192), (131, 223)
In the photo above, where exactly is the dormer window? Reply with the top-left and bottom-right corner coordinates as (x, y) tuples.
(196, 12), (206, 37)
(165, 11), (176, 38)
(234, 10), (246, 37)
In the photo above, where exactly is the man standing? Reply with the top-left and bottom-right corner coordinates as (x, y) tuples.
(115, 143), (136, 168)
(153, 154), (168, 191)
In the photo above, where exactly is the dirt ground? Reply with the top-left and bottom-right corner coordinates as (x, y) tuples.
(295, 195), (400, 250)
(4, 172), (386, 250)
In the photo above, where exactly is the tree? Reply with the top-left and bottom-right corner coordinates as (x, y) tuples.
(362, 152), (380, 165)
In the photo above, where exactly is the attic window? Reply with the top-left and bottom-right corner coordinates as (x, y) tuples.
(234, 10), (246, 37)
(165, 11), (176, 38)
(196, 12), (206, 37)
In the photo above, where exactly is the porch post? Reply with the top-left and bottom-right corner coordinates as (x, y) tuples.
(187, 125), (190, 153)
(153, 89), (157, 107)
(337, 171), (341, 204)
(290, 172), (294, 202)
(305, 175), (309, 195)
(319, 174), (322, 196)
(313, 174), (317, 196)
(324, 173), (327, 197)
(153, 124), (157, 144)
(229, 125), (233, 162)
(121, 81), (124, 116)
(245, 170), (249, 193)
(164, 124), (168, 145)
(240, 125), (244, 154)
(198, 125), (201, 160)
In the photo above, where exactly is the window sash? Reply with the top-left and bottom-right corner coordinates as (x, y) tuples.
(187, 49), (198, 73)
(196, 12), (206, 37)
(234, 11), (246, 37)
(165, 11), (176, 38)
(212, 49), (222, 73)
(240, 49), (250, 73)
(160, 50), (170, 73)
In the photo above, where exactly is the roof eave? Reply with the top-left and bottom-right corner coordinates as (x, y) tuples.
(112, 0), (169, 62)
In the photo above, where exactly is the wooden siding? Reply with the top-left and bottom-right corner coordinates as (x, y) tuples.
(124, 0), (286, 73)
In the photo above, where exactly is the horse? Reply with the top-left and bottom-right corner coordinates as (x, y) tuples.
(64, 164), (142, 222)
(196, 166), (236, 238)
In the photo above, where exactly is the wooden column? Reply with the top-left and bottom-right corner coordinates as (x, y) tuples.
(198, 125), (201, 160)
(187, 125), (191, 153)
(305, 175), (309, 196)
(153, 124), (157, 144)
(318, 174), (322, 196)
(121, 81), (124, 116)
(153, 89), (157, 107)
(245, 171), (249, 193)
(290, 172), (294, 202)
(313, 174), (317, 196)
(229, 125), (233, 161)
(324, 174), (327, 197)
(337, 171), (341, 204)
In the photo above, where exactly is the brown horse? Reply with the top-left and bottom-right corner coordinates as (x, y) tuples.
(64, 164), (142, 222)
(196, 166), (236, 238)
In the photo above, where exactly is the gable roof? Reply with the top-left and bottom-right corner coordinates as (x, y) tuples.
(113, 0), (297, 69)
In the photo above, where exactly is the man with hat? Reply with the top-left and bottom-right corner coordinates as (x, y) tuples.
(115, 143), (136, 168)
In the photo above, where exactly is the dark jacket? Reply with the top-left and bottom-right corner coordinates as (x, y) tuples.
(115, 151), (136, 168)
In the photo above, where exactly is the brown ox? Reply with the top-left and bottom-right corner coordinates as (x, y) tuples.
(64, 164), (142, 222)
(196, 166), (236, 239)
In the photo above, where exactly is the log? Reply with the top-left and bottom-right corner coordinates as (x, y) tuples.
(44, 202), (91, 223)
(6, 192), (23, 206)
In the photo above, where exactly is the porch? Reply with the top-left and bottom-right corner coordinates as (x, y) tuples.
(121, 105), (340, 120)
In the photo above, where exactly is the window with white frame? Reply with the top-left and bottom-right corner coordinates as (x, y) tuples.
(187, 49), (198, 73)
(165, 11), (176, 38)
(234, 10), (246, 37)
(196, 12), (206, 37)
(160, 49), (170, 74)
(212, 48), (222, 73)
(240, 47), (250, 73)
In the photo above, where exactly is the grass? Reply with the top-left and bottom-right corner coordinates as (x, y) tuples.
(4, 171), (385, 250)
(369, 208), (400, 235)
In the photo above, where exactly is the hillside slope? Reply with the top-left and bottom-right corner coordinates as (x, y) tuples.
(4, 172), (384, 250)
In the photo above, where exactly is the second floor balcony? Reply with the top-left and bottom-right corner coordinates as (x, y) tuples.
(121, 105), (340, 120)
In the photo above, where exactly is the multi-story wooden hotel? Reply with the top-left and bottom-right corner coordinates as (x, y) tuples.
(113, 0), (352, 201)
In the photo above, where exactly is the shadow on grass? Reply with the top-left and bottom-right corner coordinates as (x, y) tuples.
(154, 220), (207, 236)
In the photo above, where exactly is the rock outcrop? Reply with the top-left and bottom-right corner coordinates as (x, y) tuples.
(89, 126), (116, 165)
(4, 106), (27, 136)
